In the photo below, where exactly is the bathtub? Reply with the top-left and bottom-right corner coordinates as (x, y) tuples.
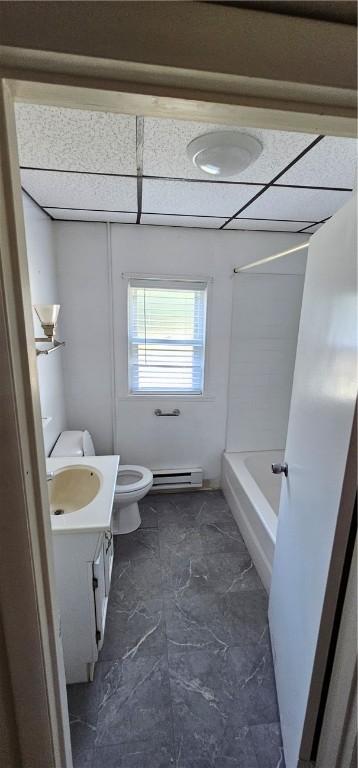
(222, 450), (284, 592)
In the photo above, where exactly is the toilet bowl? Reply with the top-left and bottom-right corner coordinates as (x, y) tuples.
(114, 465), (153, 534)
(51, 430), (153, 534)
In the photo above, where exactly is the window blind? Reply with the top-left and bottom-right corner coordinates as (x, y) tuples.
(128, 278), (207, 394)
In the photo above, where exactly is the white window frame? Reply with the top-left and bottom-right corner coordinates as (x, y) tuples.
(125, 274), (211, 398)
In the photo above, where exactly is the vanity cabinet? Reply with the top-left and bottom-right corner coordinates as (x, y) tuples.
(52, 526), (114, 683)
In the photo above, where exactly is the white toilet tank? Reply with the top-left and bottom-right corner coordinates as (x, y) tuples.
(51, 430), (96, 457)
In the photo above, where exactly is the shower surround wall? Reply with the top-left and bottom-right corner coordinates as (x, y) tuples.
(23, 194), (67, 455)
(226, 272), (305, 452)
(54, 222), (306, 481)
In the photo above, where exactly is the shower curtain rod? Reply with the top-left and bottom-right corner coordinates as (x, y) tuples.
(233, 241), (310, 274)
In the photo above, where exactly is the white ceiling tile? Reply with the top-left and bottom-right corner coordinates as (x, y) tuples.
(15, 103), (137, 175)
(143, 117), (317, 183)
(142, 178), (261, 217)
(47, 209), (137, 223)
(21, 170), (137, 212)
(140, 214), (224, 228)
(277, 136), (357, 189)
(243, 187), (352, 222)
(226, 218), (312, 232)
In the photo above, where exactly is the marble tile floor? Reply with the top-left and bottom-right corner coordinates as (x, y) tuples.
(67, 491), (285, 768)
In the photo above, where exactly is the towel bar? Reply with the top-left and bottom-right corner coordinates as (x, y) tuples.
(154, 408), (180, 417)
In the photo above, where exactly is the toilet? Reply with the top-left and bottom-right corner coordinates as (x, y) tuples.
(51, 430), (153, 534)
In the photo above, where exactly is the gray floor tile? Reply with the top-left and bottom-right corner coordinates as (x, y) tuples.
(168, 631), (278, 732)
(110, 556), (163, 604)
(157, 496), (202, 530)
(154, 490), (241, 531)
(250, 723), (285, 768)
(229, 634), (279, 726)
(72, 750), (94, 768)
(159, 523), (203, 566)
(67, 664), (102, 757)
(114, 528), (160, 561)
(93, 745), (121, 768)
(95, 656), (173, 749)
(100, 597), (166, 662)
(142, 493), (183, 526)
(68, 491), (281, 768)
(173, 719), (259, 767)
(92, 741), (175, 767)
(169, 648), (248, 733)
(162, 551), (263, 597)
(194, 491), (239, 527)
(165, 590), (269, 656)
(199, 520), (245, 555)
(137, 497), (160, 528)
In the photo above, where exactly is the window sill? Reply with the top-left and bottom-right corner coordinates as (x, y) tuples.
(117, 394), (216, 403)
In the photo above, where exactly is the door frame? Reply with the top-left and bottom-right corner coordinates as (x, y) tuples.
(0, 27), (356, 766)
(301, 408), (357, 761)
(316, 534), (357, 768)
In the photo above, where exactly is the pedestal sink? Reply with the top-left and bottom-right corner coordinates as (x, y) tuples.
(49, 465), (102, 515)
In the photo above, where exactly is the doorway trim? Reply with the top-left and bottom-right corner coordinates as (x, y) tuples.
(0, 29), (356, 765)
(0, 78), (71, 768)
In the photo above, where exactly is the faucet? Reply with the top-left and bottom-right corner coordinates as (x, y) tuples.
(46, 471), (55, 481)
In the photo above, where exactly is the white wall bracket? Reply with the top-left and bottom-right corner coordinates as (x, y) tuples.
(35, 339), (66, 357)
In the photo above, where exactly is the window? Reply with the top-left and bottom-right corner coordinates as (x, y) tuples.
(128, 278), (208, 394)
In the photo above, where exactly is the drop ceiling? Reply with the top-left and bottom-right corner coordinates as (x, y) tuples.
(16, 104), (356, 233)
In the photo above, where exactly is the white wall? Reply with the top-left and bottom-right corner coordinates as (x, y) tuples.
(54, 223), (113, 455)
(23, 194), (67, 455)
(110, 224), (235, 483)
(226, 271), (305, 452)
(55, 221), (306, 481)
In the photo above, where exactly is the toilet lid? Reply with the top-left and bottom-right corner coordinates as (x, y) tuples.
(116, 465), (153, 494)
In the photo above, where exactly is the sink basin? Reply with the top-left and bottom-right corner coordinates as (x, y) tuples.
(49, 465), (102, 515)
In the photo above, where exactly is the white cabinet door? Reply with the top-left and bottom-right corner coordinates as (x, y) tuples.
(103, 529), (114, 596)
(268, 196), (357, 768)
(93, 544), (107, 651)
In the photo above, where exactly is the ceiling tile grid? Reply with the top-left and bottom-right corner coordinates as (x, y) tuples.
(15, 103), (357, 232)
(297, 222), (325, 234)
(21, 169), (138, 212)
(15, 104), (137, 175)
(237, 186), (353, 224)
(226, 218), (314, 232)
(140, 214), (226, 228)
(142, 178), (263, 217)
(47, 209), (137, 223)
(276, 135), (357, 189)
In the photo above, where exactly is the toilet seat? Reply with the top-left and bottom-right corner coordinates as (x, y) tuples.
(116, 465), (153, 494)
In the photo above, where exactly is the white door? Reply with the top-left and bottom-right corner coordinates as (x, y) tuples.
(269, 196), (357, 768)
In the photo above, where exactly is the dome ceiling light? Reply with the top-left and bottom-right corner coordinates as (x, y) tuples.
(186, 131), (263, 178)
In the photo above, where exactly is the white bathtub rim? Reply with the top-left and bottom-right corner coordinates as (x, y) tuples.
(223, 450), (279, 543)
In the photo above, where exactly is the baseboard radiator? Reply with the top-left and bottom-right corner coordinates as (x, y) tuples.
(151, 467), (203, 491)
